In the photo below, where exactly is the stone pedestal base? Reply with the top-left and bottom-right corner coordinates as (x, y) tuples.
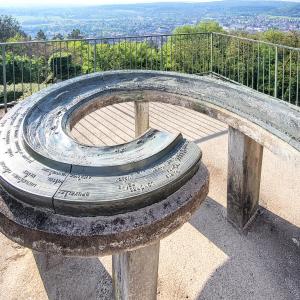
(134, 101), (150, 137)
(227, 127), (263, 229)
(113, 242), (160, 300)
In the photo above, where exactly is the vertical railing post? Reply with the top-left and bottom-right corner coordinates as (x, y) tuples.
(274, 46), (278, 98)
(2, 45), (7, 113)
(237, 39), (240, 82)
(93, 40), (97, 73)
(257, 42), (260, 91)
(296, 51), (299, 106)
(210, 32), (213, 73)
(160, 35), (163, 71)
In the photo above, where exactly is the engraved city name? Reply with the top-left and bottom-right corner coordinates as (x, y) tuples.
(8, 112), (20, 126)
(23, 170), (36, 179)
(58, 189), (90, 198)
(5, 130), (10, 145)
(118, 181), (154, 193)
(69, 174), (92, 181)
(42, 168), (66, 177)
(14, 129), (19, 139)
(12, 173), (37, 187)
(15, 141), (34, 164)
(0, 161), (12, 174)
(48, 177), (64, 185)
(5, 148), (14, 157)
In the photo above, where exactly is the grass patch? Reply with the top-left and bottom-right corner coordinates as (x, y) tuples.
(0, 83), (48, 105)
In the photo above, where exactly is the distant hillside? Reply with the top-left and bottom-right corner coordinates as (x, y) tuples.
(0, 1), (299, 38)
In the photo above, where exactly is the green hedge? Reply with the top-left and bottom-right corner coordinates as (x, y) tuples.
(48, 52), (81, 81)
(0, 54), (47, 84)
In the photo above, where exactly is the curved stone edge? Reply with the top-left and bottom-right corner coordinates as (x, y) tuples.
(66, 88), (299, 165)
(0, 163), (209, 257)
(138, 90), (300, 165)
(12, 70), (299, 164)
(19, 70), (300, 156)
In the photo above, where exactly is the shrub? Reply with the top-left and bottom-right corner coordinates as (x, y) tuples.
(48, 52), (81, 81)
(0, 53), (47, 84)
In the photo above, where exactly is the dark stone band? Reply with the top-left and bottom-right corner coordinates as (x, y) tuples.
(0, 164), (209, 256)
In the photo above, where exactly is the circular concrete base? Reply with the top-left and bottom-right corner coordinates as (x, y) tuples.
(0, 164), (209, 257)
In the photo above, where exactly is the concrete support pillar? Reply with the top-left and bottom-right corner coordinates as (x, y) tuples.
(227, 126), (263, 229)
(112, 242), (160, 300)
(134, 101), (149, 137)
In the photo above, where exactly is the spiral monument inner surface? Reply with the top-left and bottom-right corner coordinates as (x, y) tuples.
(1, 69), (299, 217)
(0, 71), (204, 216)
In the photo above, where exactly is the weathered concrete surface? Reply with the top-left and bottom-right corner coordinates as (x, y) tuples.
(0, 94), (299, 299)
(0, 200), (298, 300)
(134, 101), (150, 137)
(6, 71), (299, 164)
(0, 85), (300, 300)
(0, 94), (202, 217)
(71, 102), (300, 227)
(227, 127), (264, 228)
(0, 164), (209, 256)
(113, 242), (160, 300)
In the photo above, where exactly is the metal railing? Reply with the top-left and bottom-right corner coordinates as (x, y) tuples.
(1, 32), (299, 112)
(211, 33), (300, 106)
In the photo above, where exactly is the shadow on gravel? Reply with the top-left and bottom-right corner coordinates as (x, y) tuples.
(33, 197), (300, 300)
(33, 253), (112, 300)
(190, 197), (300, 300)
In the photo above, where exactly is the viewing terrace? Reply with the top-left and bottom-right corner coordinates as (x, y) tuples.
(0, 33), (299, 300)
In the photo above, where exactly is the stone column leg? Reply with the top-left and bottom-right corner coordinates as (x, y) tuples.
(227, 126), (263, 229)
(112, 242), (160, 300)
(134, 101), (149, 137)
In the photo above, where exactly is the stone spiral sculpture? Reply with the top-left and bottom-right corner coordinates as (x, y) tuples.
(0, 72), (201, 217)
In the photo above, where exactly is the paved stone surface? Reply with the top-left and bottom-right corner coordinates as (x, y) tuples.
(0, 90), (299, 299)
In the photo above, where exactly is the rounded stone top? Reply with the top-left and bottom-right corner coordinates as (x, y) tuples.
(0, 71), (204, 217)
(0, 164), (209, 256)
(0, 70), (299, 218)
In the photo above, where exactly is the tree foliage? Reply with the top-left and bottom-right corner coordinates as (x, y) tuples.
(0, 15), (27, 42)
(52, 33), (64, 40)
(173, 20), (225, 34)
(35, 30), (47, 41)
(1, 20), (300, 105)
(67, 29), (83, 40)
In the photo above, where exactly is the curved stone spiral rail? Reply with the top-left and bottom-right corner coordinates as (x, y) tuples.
(0, 71), (211, 299)
(10, 68), (297, 229)
(0, 70), (299, 299)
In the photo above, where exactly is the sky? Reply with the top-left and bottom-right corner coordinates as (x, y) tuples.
(0, 0), (298, 7)
(0, 0), (221, 7)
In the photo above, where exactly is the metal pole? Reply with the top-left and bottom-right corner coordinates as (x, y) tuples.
(257, 42), (260, 91)
(160, 36), (163, 71)
(274, 46), (278, 98)
(210, 32), (213, 73)
(2, 45), (7, 113)
(94, 40), (97, 73)
(296, 51), (299, 106)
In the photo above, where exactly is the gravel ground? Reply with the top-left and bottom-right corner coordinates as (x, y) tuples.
(0, 103), (299, 300)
